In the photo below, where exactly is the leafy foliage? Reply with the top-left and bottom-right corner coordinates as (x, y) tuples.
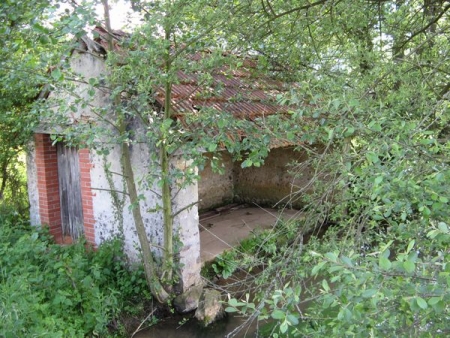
(0, 0), (96, 216)
(209, 219), (301, 279)
(0, 218), (151, 336)
(222, 0), (450, 336)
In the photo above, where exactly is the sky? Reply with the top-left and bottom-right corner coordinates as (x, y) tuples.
(54, 0), (141, 32)
(96, 0), (142, 30)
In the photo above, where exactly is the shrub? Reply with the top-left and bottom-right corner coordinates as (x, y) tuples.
(0, 219), (151, 337)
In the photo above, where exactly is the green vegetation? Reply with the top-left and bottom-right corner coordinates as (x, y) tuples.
(207, 219), (300, 279)
(0, 153), (28, 218)
(0, 217), (151, 337)
(214, 1), (450, 336)
(1, 0), (450, 335)
(226, 223), (450, 337)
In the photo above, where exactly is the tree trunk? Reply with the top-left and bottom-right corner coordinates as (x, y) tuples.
(0, 158), (9, 201)
(160, 25), (175, 285)
(121, 137), (170, 303)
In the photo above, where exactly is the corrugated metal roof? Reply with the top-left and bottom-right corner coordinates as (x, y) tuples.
(155, 60), (292, 121)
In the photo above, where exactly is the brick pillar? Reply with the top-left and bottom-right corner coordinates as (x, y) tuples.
(35, 134), (62, 239)
(79, 148), (96, 245)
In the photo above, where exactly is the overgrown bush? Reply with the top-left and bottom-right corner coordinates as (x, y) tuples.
(0, 152), (29, 218)
(0, 218), (151, 337)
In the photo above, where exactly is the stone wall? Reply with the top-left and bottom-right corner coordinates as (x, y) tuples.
(198, 147), (311, 210)
(197, 152), (234, 211)
(233, 147), (311, 209)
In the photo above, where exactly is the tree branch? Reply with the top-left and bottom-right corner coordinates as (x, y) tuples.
(396, 3), (450, 52)
(172, 200), (199, 218)
(256, 0), (329, 30)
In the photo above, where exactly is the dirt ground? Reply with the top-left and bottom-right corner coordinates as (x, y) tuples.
(199, 206), (303, 263)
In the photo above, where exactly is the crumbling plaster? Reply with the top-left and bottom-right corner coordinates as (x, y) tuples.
(197, 152), (234, 211)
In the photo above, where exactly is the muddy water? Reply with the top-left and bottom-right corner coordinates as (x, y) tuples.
(134, 312), (266, 338)
(135, 269), (268, 337)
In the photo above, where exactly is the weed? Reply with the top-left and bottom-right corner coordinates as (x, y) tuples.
(208, 219), (302, 279)
(0, 218), (151, 336)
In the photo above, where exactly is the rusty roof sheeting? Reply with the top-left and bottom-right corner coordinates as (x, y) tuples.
(155, 61), (292, 121)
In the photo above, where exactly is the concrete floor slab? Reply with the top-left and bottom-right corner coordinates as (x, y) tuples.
(199, 207), (302, 263)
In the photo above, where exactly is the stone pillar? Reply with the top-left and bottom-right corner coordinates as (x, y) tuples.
(172, 157), (202, 291)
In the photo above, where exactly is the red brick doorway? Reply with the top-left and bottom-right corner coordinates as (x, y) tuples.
(34, 134), (95, 245)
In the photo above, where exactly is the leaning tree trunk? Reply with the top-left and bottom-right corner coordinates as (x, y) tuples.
(121, 137), (170, 303)
(102, 0), (169, 303)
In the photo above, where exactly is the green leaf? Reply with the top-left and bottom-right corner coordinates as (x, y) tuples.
(228, 298), (239, 307)
(344, 126), (355, 137)
(438, 222), (448, 233)
(406, 240), (415, 254)
(439, 196), (448, 203)
(322, 279), (330, 292)
(241, 159), (252, 168)
(366, 152), (379, 164)
(403, 260), (415, 273)
(428, 297), (441, 306)
(88, 77), (98, 86)
(280, 321), (288, 334)
(287, 314), (299, 326)
(271, 309), (285, 320)
(368, 121), (382, 132)
(39, 34), (50, 45)
(328, 265), (343, 273)
(327, 128), (334, 140)
(51, 68), (62, 81)
(311, 261), (326, 276)
(430, 300), (445, 313)
(225, 307), (238, 313)
(324, 252), (338, 262)
(362, 289), (377, 298)
(416, 297), (428, 310)
(379, 256), (392, 270)
(426, 229), (440, 239)
(208, 143), (217, 152)
(341, 256), (353, 267)
(374, 176), (383, 185)
(349, 98), (359, 107)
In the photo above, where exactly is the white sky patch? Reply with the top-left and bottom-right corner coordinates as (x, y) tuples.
(50, 0), (142, 32)
(96, 0), (142, 31)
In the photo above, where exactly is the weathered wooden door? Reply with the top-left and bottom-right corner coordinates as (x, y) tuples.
(57, 143), (84, 240)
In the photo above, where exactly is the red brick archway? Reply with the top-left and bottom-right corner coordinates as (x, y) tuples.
(34, 133), (95, 245)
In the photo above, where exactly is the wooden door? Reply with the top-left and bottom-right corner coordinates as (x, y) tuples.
(57, 143), (84, 240)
